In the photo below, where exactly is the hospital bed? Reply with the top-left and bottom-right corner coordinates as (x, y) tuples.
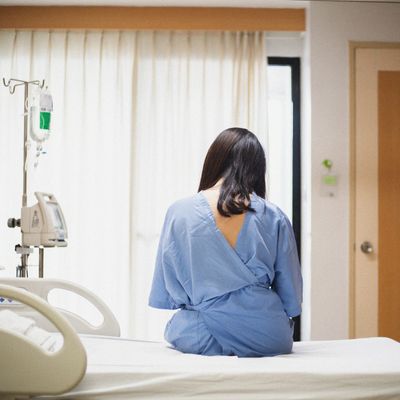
(1, 280), (400, 400)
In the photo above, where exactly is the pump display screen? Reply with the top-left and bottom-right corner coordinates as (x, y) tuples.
(46, 202), (65, 230)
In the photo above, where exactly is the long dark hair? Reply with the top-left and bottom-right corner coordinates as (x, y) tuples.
(198, 127), (266, 217)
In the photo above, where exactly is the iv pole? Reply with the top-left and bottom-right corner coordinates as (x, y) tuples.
(3, 78), (45, 278)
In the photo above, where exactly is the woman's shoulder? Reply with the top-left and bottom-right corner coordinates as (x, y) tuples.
(165, 193), (200, 219)
(165, 192), (289, 225)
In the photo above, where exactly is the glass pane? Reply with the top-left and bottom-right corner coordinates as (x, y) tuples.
(267, 65), (293, 222)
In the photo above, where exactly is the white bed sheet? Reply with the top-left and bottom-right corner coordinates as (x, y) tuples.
(37, 336), (400, 400)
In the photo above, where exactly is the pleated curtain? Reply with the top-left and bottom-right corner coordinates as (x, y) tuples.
(0, 30), (267, 340)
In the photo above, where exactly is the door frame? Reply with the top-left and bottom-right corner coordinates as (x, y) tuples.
(348, 41), (400, 338)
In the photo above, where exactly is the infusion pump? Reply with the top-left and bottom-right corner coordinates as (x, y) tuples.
(20, 192), (68, 247)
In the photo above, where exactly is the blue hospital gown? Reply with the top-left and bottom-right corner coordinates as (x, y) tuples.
(149, 192), (302, 357)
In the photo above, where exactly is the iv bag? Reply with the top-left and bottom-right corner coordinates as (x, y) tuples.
(30, 87), (53, 143)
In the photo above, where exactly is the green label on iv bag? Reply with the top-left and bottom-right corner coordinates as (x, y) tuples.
(40, 112), (51, 130)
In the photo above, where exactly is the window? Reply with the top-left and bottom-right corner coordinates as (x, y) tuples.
(268, 57), (301, 341)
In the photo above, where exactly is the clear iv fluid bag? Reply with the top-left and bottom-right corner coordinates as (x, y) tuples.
(30, 87), (53, 143)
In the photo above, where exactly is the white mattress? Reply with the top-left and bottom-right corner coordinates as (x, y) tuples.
(38, 336), (400, 400)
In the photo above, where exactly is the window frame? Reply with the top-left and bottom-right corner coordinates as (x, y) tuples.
(267, 56), (302, 341)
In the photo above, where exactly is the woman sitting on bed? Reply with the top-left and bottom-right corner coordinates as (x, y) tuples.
(149, 127), (302, 357)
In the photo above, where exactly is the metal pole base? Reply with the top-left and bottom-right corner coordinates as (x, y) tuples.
(39, 247), (44, 278)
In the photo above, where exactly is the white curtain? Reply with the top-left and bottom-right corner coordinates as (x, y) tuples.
(0, 30), (267, 340)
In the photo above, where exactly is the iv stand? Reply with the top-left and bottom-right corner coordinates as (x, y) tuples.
(3, 78), (45, 278)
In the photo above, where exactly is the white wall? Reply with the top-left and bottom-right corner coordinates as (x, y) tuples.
(266, 33), (304, 58)
(304, 1), (400, 340)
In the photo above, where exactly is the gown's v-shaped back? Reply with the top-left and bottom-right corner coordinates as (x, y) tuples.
(199, 190), (247, 250)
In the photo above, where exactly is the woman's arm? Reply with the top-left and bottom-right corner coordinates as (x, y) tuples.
(272, 214), (303, 318)
(148, 208), (180, 310)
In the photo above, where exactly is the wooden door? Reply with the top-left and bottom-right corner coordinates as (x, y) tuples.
(351, 44), (400, 340)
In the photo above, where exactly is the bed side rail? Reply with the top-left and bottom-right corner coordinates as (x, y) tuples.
(0, 278), (120, 337)
(0, 284), (87, 396)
